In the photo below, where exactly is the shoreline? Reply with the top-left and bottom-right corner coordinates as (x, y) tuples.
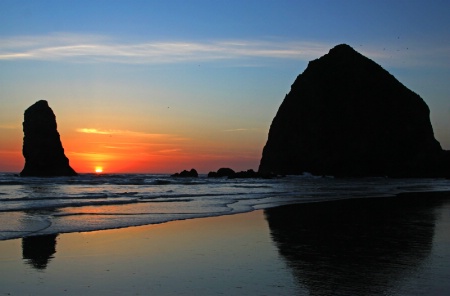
(3, 188), (450, 242)
(1, 191), (450, 295)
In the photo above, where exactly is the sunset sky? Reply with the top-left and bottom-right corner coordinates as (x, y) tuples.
(1, 0), (449, 173)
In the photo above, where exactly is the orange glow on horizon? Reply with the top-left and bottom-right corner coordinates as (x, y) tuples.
(0, 124), (262, 174)
(5, 125), (263, 174)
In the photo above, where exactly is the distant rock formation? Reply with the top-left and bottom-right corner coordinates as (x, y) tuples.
(208, 168), (236, 178)
(171, 168), (199, 178)
(259, 44), (450, 177)
(207, 168), (277, 179)
(234, 169), (259, 179)
(20, 100), (77, 177)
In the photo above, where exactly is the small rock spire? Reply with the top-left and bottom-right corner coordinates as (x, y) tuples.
(20, 100), (77, 177)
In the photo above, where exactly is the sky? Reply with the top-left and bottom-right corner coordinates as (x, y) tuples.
(1, 0), (449, 173)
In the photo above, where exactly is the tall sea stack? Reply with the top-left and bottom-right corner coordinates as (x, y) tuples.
(20, 100), (77, 177)
(259, 44), (450, 177)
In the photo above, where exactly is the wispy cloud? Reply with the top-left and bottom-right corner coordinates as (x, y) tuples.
(0, 33), (331, 64)
(68, 151), (118, 161)
(76, 128), (189, 141)
(2, 33), (447, 68)
(76, 128), (111, 135)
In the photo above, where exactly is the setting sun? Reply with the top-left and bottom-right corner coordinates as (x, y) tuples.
(95, 167), (103, 174)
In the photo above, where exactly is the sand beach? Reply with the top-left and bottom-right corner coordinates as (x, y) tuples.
(1, 192), (450, 295)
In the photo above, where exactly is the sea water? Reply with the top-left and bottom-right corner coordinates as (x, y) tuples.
(1, 172), (450, 240)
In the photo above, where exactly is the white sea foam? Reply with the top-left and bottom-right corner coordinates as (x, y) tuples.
(1, 173), (450, 240)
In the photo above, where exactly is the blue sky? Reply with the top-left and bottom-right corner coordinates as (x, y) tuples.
(1, 0), (449, 172)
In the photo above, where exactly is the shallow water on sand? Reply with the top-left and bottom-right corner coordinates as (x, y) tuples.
(1, 192), (450, 295)
(1, 173), (450, 240)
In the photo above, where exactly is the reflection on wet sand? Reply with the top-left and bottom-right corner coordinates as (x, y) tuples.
(22, 234), (58, 270)
(265, 192), (449, 295)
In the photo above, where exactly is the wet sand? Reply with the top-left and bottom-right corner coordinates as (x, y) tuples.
(1, 192), (450, 295)
(0, 210), (299, 295)
(265, 192), (450, 295)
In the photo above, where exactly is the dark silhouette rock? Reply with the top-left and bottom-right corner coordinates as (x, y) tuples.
(20, 100), (77, 177)
(207, 172), (218, 178)
(207, 168), (278, 179)
(234, 169), (259, 178)
(207, 168), (236, 178)
(259, 44), (450, 177)
(171, 168), (198, 178)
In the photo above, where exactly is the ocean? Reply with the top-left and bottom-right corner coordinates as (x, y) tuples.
(1, 172), (450, 241)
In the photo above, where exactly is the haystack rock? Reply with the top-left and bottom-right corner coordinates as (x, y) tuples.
(259, 44), (450, 177)
(20, 100), (77, 177)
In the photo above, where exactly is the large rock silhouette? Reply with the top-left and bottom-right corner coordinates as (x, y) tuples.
(259, 44), (450, 177)
(20, 100), (77, 177)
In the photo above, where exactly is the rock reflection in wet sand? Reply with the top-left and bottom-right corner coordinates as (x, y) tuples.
(265, 193), (449, 295)
(22, 234), (58, 270)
